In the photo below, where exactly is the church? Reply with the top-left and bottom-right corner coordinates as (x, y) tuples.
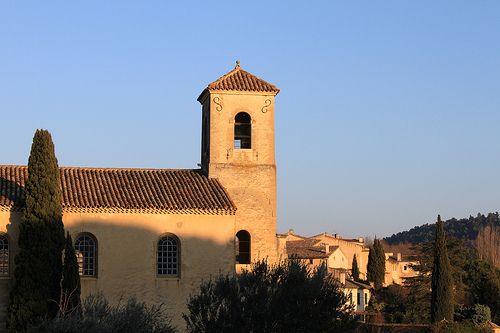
(0, 62), (282, 329)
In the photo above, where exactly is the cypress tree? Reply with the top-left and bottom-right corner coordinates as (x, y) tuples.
(431, 215), (454, 322)
(367, 238), (386, 288)
(8, 129), (66, 332)
(61, 232), (81, 315)
(352, 254), (360, 281)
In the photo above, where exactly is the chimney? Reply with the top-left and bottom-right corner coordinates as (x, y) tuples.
(340, 270), (346, 285)
(358, 237), (364, 243)
(325, 245), (330, 253)
(397, 253), (401, 262)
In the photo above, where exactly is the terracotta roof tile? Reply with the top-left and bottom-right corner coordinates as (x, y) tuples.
(0, 165), (236, 214)
(286, 239), (336, 259)
(480, 321), (500, 329)
(202, 61), (279, 94)
(343, 279), (372, 290)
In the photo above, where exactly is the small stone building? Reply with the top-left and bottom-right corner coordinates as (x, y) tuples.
(385, 252), (419, 285)
(0, 62), (281, 330)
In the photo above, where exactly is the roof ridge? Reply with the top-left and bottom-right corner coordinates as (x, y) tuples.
(2, 165), (199, 172)
(58, 166), (197, 172)
(204, 61), (279, 94)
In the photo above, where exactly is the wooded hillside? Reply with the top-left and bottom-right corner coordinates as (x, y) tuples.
(383, 212), (500, 247)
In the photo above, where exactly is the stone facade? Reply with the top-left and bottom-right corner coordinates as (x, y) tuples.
(198, 61), (280, 265)
(0, 62), (281, 331)
(385, 252), (419, 285)
(0, 209), (235, 330)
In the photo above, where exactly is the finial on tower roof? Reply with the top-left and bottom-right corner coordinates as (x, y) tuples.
(235, 60), (241, 69)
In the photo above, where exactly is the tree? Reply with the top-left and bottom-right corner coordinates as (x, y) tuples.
(367, 238), (385, 289)
(352, 254), (360, 282)
(455, 303), (491, 325)
(465, 260), (500, 323)
(61, 232), (81, 315)
(367, 284), (409, 323)
(403, 236), (472, 324)
(476, 224), (500, 268)
(403, 240), (433, 323)
(8, 129), (66, 332)
(430, 215), (454, 322)
(183, 260), (355, 333)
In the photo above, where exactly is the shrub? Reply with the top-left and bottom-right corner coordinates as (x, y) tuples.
(24, 293), (176, 333)
(184, 259), (355, 333)
(454, 304), (491, 325)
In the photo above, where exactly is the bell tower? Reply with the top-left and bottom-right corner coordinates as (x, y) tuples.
(197, 61), (280, 264)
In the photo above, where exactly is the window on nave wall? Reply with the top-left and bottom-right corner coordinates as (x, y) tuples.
(0, 234), (9, 276)
(75, 234), (97, 277)
(157, 234), (180, 277)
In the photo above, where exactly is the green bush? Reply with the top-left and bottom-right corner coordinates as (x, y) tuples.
(454, 304), (491, 325)
(430, 320), (489, 333)
(23, 293), (176, 333)
(184, 259), (355, 333)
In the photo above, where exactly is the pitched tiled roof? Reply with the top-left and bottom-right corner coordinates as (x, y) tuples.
(202, 61), (279, 94)
(0, 165), (236, 215)
(286, 239), (337, 259)
(343, 279), (372, 290)
(480, 321), (500, 329)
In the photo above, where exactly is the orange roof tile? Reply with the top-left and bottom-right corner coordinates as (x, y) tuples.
(343, 278), (372, 290)
(286, 239), (338, 259)
(200, 61), (279, 95)
(480, 321), (500, 329)
(0, 165), (236, 214)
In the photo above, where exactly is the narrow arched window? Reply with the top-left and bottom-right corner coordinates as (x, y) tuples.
(236, 230), (251, 264)
(0, 235), (9, 276)
(234, 112), (251, 149)
(157, 235), (179, 277)
(75, 234), (97, 277)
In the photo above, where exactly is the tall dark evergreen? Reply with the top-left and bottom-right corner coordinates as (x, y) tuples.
(430, 215), (454, 322)
(351, 254), (360, 282)
(367, 238), (385, 289)
(61, 232), (81, 315)
(8, 129), (66, 332)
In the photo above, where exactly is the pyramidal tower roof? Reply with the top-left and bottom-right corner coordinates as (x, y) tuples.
(202, 61), (279, 95)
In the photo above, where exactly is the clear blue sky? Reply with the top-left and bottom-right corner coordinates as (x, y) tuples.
(1, 2), (499, 239)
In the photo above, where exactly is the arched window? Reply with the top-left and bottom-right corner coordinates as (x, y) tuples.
(75, 234), (97, 277)
(0, 235), (9, 276)
(236, 230), (251, 264)
(157, 235), (179, 277)
(234, 112), (251, 149)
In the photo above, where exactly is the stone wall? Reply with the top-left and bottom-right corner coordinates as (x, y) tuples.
(0, 209), (236, 331)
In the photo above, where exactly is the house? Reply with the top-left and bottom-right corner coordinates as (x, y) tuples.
(385, 252), (419, 285)
(284, 230), (367, 279)
(283, 231), (372, 316)
(285, 238), (348, 271)
(343, 278), (372, 313)
(480, 321), (500, 332)
(0, 62), (281, 330)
